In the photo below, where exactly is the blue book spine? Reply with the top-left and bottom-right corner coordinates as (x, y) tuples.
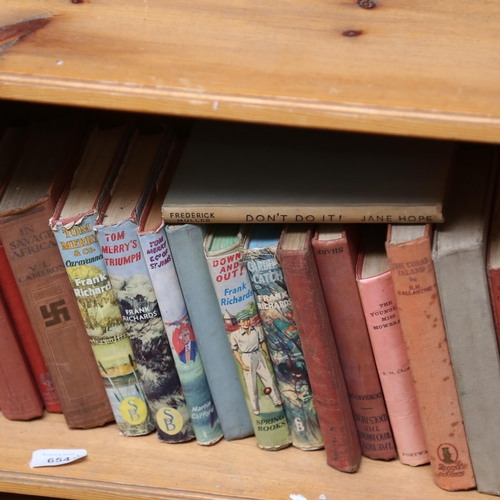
(166, 224), (254, 440)
(96, 219), (194, 443)
(52, 212), (155, 436)
(139, 226), (223, 445)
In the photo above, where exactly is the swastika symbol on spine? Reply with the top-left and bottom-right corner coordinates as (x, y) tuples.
(40, 299), (70, 326)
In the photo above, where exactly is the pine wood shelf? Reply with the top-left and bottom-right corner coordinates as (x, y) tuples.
(1, 0), (500, 143)
(1, 1), (499, 499)
(0, 412), (486, 500)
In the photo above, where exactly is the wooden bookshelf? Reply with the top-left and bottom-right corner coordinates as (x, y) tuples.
(1, 0), (499, 498)
(1, 0), (500, 144)
(0, 412), (485, 500)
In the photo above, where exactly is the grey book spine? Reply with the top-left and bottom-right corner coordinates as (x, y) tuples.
(433, 146), (500, 495)
(433, 245), (500, 495)
(166, 224), (254, 440)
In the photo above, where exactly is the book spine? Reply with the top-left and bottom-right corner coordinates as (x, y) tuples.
(277, 230), (362, 472)
(97, 220), (195, 443)
(356, 268), (429, 466)
(205, 242), (291, 450)
(242, 245), (324, 451)
(312, 234), (395, 460)
(0, 241), (61, 413)
(487, 267), (500, 350)
(162, 206), (443, 224)
(434, 244), (500, 495)
(139, 227), (223, 445)
(0, 292), (44, 420)
(0, 203), (114, 429)
(166, 224), (254, 441)
(52, 213), (155, 436)
(386, 226), (475, 491)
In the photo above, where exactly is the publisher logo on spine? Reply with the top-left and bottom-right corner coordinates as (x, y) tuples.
(156, 407), (184, 435)
(438, 443), (458, 463)
(120, 397), (148, 425)
(437, 443), (466, 478)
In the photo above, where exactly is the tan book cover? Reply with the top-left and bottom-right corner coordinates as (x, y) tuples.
(162, 121), (454, 224)
(386, 224), (475, 491)
(0, 111), (114, 429)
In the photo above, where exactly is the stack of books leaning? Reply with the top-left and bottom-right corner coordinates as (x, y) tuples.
(1, 106), (500, 496)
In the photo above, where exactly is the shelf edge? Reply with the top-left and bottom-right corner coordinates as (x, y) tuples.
(2, 73), (500, 144)
(0, 470), (257, 500)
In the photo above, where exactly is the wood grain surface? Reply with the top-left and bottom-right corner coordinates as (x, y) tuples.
(0, 0), (499, 142)
(0, 412), (486, 500)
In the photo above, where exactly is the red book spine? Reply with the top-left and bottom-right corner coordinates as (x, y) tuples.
(278, 226), (361, 473)
(312, 228), (396, 460)
(0, 241), (61, 412)
(487, 268), (500, 349)
(0, 292), (44, 420)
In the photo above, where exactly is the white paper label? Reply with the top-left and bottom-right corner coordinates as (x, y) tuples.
(29, 449), (88, 468)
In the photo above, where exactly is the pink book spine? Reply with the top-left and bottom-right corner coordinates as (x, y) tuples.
(356, 267), (429, 466)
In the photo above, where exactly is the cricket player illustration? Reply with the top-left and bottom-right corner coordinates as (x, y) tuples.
(230, 310), (282, 415)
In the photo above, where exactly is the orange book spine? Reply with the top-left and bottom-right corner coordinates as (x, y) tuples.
(386, 225), (475, 491)
(356, 263), (429, 466)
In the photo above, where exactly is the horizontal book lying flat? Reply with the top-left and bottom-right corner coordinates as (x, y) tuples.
(162, 121), (455, 224)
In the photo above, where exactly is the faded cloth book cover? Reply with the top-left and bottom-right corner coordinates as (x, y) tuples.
(0, 111), (114, 429)
(277, 225), (362, 473)
(0, 122), (61, 413)
(204, 224), (291, 450)
(0, 241), (61, 413)
(0, 291), (44, 421)
(138, 151), (223, 446)
(488, 152), (500, 350)
(312, 225), (395, 460)
(162, 121), (454, 224)
(242, 224), (323, 451)
(356, 225), (428, 467)
(50, 118), (155, 436)
(433, 144), (500, 496)
(166, 224), (254, 441)
(96, 122), (194, 443)
(386, 224), (475, 491)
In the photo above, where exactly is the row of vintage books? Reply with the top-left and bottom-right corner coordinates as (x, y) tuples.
(0, 106), (499, 497)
